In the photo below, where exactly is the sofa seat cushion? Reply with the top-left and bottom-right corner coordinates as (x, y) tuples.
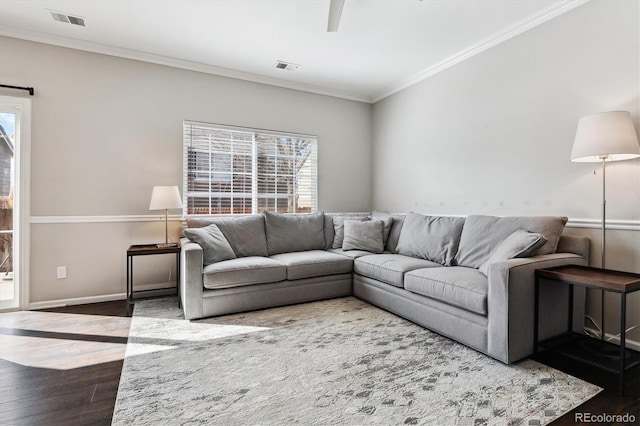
(404, 267), (488, 315)
(328, 248), (373, 259)
(354, 254), (441, 288)
(269, 250), (353, 280)
(203, 257), (286, 289)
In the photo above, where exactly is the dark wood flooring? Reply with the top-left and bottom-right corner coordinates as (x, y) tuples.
(0, 300), (637, 425)
(533, 351), (639, 425)
(0, 301), (133, 426)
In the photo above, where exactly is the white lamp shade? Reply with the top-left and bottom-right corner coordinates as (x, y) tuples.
(571, 111), (640, 163)
(149, 186), (183, 210)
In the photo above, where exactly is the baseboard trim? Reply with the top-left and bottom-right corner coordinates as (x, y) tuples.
(28, 282), (177, 310)
(30, 293), (127, 310)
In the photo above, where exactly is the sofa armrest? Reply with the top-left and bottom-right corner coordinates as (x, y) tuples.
(181, 237), (204, 320)
(486, 253), (588, 363)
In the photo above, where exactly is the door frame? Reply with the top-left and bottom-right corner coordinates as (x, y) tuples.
(0, 95), (31, 311)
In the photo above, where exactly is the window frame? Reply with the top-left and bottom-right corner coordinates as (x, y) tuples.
(183, 121), (318, 217)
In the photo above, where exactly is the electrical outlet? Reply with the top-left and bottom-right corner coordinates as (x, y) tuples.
(56, 266), (67, 279)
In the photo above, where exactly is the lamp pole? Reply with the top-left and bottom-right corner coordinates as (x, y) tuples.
(600, 155), (607, 342)
(164, 208), (169, 246)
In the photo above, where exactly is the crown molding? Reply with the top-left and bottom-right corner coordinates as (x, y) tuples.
(371, 0), (591, 103)
(1, 1), (590, 105)
(0, 26), (371, 104)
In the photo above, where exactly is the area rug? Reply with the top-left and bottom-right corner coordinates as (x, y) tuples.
(113, 297), (601, 425)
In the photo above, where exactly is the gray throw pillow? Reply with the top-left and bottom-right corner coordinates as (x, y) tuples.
(372, 211), (405, 253)
(478, 230), (547, 275)
(186, 215), (268, 257)
(332, 215), (369, 249)
(182, 224), (236, 266)
(369, 211), (394, 244)
(455, 215), (568, 268)
(396, 212), (465, 265)
(342, 220), (385, 253)
(263, 211), (325, 255)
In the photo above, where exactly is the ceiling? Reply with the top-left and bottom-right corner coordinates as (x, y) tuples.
(0, 0), (588, 103)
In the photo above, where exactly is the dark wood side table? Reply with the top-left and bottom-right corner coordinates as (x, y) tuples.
(126, 244), (181, 306)
(534, 265), (640, 394)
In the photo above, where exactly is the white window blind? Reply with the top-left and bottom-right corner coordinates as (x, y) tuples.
(183, 121), (317, 216)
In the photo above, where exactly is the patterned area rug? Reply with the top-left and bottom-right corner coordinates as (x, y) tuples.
(113, 297), (601, 425)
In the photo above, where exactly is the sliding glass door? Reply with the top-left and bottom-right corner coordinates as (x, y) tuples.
(0, 96), (30, 310)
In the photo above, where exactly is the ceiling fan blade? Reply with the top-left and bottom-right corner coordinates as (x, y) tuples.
(327, 0), (345, 32)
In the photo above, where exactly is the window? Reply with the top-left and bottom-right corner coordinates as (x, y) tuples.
(183, 121), (318, 216)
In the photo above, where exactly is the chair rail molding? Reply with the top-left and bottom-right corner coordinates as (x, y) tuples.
(30, 215), (184, 224)
(28, 215), (639, 231)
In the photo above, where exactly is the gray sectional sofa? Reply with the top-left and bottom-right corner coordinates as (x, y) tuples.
(180, 211), (589, 363)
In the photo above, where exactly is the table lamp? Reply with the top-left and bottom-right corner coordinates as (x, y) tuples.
(149, 186), (183, 248)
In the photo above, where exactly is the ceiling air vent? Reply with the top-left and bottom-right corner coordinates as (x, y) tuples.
(273, 61), (300, 71)
(48, 10), (86, 26)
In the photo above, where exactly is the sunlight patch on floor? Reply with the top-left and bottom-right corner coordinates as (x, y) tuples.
(0, 310), (133, 370)
(130, 316), (272, 342)
(0, 333), (129, 369)
(0, 310), (131, 337)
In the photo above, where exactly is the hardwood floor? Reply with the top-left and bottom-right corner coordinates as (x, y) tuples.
(533, 351), (639, 425)
(0, 300), (637, 425)
(0, 301), (132, 426)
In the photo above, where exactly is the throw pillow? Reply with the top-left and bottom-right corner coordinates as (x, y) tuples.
(182, 224), (236, 266)
(372, 211), (405, 253)
(186, 215), (268, 258)
(395, 212), (465, 265)
(478, 230), (547, 275)
(263, 211), (325, 255)
(342, 220), (385, 253)
(331, 215), (369, 249)
(454, 215), (568, 268)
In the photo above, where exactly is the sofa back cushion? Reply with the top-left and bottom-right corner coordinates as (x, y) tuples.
(372, 211), (405, 253)
(263, 211), (325, 255)
(454, 215), (568, 268)
(395, 213), (465, 266)
(342, 220), (385, 253)
(186, 215), (268, 257)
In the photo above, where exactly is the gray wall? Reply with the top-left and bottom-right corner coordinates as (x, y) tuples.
(372, 0), (639, 343)
(0, 36), (372, 304)
(1, 1), (638, 344)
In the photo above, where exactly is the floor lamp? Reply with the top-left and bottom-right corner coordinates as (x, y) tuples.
(149, 186), (183, 248)
(570, 111), (640, 341)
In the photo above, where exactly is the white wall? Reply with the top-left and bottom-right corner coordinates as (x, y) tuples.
(0, 36), (372, 305)
(372, 1), (639, 342)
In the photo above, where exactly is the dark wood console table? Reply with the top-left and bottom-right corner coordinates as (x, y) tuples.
(534, 265), (640, 394)
(127, 244), (181, 306)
